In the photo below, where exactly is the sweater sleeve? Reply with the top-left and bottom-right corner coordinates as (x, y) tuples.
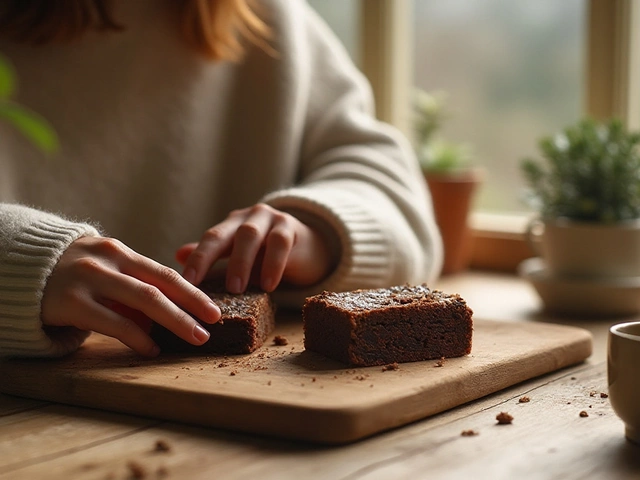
(263, 0), (443, 308)
(0, 203), (100, 357)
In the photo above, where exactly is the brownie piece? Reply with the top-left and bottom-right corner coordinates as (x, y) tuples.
(151, 286), (276, 355)
(302, 284), (473, 366)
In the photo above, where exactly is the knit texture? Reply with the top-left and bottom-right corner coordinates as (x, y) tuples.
(0, 205), (99, 356)
(0, 0), (442, 357)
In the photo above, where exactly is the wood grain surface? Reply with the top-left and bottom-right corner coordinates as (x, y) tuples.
(0, 316), (593, 444)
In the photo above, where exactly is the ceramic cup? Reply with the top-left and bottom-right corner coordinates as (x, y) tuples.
(607, 321), (640, 444)
(526, 217), (640, 278)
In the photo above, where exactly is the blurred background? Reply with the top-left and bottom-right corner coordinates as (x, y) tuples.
(308, 0), (585, 215)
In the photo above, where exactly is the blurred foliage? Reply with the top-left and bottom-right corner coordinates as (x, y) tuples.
(521, 118), (640, 223)
(0, 55), (58, 154)
(412, 89), (473, 174)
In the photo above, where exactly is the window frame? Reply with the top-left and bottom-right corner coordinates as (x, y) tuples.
(359, 0), (640, 272)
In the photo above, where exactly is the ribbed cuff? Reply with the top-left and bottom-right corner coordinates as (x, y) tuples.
(0, 213), (99, 357)
(264, 186), (397, 308)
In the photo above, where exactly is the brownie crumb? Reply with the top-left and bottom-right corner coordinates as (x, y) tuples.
(312, 377), (317, 382)
(382, 362), (400, 372)
(434, 357), (445, 368)
(461, 429), (478, 437)
(589, 391), (597, 397)
(218, 363), (228, 368)
(518, 396), (530, 403)
(600, 392), (609, 398)
(273, 335), (289, 346)
(127, 461), (147, 479)
(496, 412), (513, 425)
(230, 370), (237, 376)
(571, 377), (577, 380)
(267, 380), (272, 386)
(153, 439), (171, 453)
(579, 411), (589, 418)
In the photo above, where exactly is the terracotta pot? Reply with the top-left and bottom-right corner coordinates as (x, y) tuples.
(425, 168), (483, 275)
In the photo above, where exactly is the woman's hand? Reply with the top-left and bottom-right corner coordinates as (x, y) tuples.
(176, 204), (335, 293)
(41, 236), (221, 357)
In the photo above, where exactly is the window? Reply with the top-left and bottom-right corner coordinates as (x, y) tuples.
(412, 0), (585, 215)
(308, 0), (640, 270)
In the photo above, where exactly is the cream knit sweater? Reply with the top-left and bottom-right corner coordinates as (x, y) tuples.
(0, 0), (442, 357)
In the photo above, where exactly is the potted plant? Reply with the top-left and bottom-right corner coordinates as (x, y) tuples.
(520, 118), (640, 280)
(413, 89), (483, 275)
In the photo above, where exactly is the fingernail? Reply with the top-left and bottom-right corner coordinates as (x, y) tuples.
(183, 267), (196, 284)
(193, 324), (210, 344)
(228, 276), (242, 294)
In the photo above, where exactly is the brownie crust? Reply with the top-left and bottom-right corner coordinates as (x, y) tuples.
(303, 284), (473, 366)
(151, 287), (276, 355)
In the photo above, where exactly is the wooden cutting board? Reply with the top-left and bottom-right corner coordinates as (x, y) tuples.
(0, 316), (592, 444)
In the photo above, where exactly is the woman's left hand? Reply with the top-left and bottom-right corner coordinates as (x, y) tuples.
(176, 203), (335, 293)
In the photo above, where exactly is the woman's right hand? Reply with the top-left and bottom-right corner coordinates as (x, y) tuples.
(41, 236), (221, 357)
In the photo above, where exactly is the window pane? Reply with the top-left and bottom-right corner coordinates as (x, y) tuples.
(307, 0), (361, 65)
(413, 0), (586, 214)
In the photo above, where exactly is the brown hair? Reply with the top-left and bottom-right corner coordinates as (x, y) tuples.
(0, 0), (270, 61)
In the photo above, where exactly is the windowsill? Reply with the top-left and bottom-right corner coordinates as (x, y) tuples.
(469, 211), (536, 272)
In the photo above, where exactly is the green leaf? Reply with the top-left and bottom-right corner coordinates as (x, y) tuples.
(0, 102), (59, 154)
(0, 55), (16, 99)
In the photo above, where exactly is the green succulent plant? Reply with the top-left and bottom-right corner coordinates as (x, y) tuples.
(0, 54), (58, 154)
(521, 118), (640, 223)
(412, 88), (472, 174)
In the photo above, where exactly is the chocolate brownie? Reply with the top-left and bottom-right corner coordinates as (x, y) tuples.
(302, 284), (473, 366)
(151, 285), (276, 355)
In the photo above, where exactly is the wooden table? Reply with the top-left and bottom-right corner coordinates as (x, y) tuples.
(1, 271), (639, 480)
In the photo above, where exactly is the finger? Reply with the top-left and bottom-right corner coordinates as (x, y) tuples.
(182, 217), (244, 285)
(225, 209), (274, 293)
(73, 297), (160, 357)
(118, 252), (221, 325)
(260, 216), (295, 292)
(175, 242), (198, 266)
(98, 269), (213, 346)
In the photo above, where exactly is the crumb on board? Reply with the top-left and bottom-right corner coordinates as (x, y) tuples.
(434, 357), (445, 368)
(496, 412), (513, 425)
(589, 391), (597, 397)
(461, 430), (478, 437)
(580, 411), (589, 418)
(601, 392), (609, 398)
(127, 461), (146, 479)
(518, 396), (530, 403)
(230, 370), (237, 376)
(153, 439), (171, 453)
(273, 335), (289, 346)
(382, 362), (400, 372)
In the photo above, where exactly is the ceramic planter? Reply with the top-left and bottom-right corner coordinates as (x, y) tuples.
(527, 217), (640, 279)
